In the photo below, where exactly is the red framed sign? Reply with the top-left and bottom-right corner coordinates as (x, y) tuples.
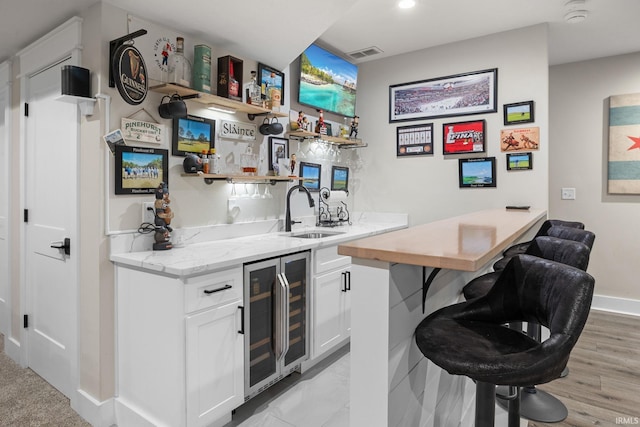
(442, 119), (486, 155)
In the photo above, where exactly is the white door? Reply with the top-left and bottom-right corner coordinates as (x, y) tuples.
(24, 58), (78, 398)
(0, 82), (8, 336)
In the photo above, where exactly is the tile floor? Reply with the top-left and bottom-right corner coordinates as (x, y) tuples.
(225, 343), (525, 427)
(226, 345), (350, 427)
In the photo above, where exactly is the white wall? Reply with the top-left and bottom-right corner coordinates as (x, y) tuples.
(550, 52), (640, 309)
(353, 25), (550, 226)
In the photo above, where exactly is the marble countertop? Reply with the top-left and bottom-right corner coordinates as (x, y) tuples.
(110, 214), (408, 278)
(338, 208), (546, 271)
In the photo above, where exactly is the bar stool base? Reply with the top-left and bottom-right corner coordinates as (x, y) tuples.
(497, 386), (568, 422)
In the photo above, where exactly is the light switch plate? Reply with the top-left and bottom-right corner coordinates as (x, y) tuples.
(561, 188), (576, 200)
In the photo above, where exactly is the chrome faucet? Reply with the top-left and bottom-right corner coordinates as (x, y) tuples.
(285, 184), (315, 232)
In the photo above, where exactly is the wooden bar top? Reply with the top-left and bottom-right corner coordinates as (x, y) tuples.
(338, 208), (546, 271)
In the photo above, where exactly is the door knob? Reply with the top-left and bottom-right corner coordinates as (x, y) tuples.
(50, 237), (71, 256)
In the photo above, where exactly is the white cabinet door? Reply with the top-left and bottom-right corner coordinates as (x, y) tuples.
(313, 265), (351, 357)
(186, 299), (244, 427)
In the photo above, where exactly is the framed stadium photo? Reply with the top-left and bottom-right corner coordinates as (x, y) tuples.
(503, 101), (534, 125)
(389, 68), (497, 122)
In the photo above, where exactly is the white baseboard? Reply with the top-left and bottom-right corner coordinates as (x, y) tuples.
(72, 390), (115, 427)
(591, 294), (640, 317)
(5, 335), (21, 364)
(114, 398), (164, 427)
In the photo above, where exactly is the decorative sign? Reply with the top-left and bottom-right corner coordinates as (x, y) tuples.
(397, 123), (433, 156)
(128, 15), (182, 83)
(121, 118), (164, 144)
(219, 120), (257, 141)
(608, 92), (640, 194)
(500, 127), (540, 152)
(112, 44), (148, 105)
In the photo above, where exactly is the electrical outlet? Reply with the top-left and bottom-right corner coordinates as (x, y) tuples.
(561, 187), (576, 200)
(142, 202), (155, 224)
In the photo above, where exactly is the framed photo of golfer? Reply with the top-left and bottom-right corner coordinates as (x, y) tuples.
(503, 101), (534, 125)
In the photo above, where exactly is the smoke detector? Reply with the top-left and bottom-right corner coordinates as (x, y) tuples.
(564, 0), (589, 23)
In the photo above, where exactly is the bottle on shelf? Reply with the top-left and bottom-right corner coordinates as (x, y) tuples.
(169, 37), (192, 88)
(209, 148), (221, 174)
(201, 150), (210, 174)
(228, 61), (239, 99)
(247, 71), (262, 106)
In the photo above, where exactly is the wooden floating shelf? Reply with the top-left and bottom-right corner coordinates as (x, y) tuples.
(182, 173), (297, 184)
(287, 130), (365, 148)
(150, 83), (288, 118)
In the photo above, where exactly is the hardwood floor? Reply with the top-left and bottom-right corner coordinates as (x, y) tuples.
(529, 309), (640, 427)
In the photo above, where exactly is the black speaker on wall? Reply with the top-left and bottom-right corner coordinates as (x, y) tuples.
(61, 65), (91, 98)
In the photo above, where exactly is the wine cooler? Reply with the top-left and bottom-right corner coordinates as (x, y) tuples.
(243, 251), (310, 400)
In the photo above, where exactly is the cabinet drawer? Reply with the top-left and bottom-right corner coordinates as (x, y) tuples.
(314, 245), (351, 274)
(184, 267), (243, 313)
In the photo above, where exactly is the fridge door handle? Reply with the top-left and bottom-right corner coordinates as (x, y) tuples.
(274, 273), (286, 360)
(281, 272), (291, 359)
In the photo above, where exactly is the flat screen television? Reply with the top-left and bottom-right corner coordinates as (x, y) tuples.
(458, 157), (496, 188)
(298, 44), (358, 117)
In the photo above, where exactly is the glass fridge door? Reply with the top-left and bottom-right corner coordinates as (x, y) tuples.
(282, 253), (309, 367)
(244, 260), (278, 389)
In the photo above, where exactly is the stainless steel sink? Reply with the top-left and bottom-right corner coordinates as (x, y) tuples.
(289, 231), (345, 239)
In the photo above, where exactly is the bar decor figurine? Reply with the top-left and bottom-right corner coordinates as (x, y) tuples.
(153, 182), (174, 250)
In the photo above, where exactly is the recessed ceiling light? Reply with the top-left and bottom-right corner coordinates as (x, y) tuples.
(398, 0), (416, 9)
(564, 10), (589, 23)
(564, 0), (589, 23)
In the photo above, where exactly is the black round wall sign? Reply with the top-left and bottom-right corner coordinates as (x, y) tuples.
(113, 44), (148, 105)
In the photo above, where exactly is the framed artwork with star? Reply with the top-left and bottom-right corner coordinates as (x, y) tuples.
(608, 92), (640, 194)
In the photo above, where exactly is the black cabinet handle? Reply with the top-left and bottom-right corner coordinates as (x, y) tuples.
(346, 271), (351, 291)
(238, 306), (245, 334)
(204, 284), (232, 294)
(341, 272), (347, 292)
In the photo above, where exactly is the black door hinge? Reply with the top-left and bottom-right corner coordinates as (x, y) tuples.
(24, 209), (28, 223)
(24, 314), (28, 329)
(24, 103), (28, 117)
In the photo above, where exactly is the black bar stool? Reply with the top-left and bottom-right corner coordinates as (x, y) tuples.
(501, 219), (585, 259)
(464, 234), (593, 300)
(494, 226), (595, 272)
(462, 233), (594, 422)
(415, 255), (595, 427)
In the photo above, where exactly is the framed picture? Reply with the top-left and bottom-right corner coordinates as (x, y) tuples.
(504, 101), (534, 125)
(172, 114), (215, 156)
(331, 166), (349, 192)
(458, 157), (496, 188)
(397, 123), (433, 156)
(269, 136), (288, 172)
(443, 120), (486, 155)
(299, 161), (322, 191)
(506, 152), (533, 170)
(258, 62), (285, 105)
(103, 128), (125, 155)
(389, 68), (498, 122)
(115, 145), (168, 195)
(500, 127), (540, 152)
(315, 121), (332, 137)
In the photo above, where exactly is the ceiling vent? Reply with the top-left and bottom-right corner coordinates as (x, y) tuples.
(347, 46), (383, 60)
